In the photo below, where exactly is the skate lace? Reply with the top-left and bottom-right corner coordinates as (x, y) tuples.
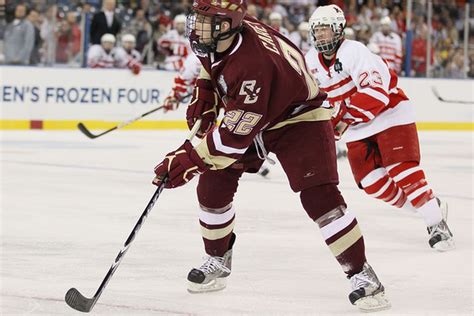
(350, 269), (378, 290)
(199, 255), (231, 274)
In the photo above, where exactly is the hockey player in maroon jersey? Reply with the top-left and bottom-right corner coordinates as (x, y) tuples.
(153, 0), (390, 311)
(305, 5), (454, 252)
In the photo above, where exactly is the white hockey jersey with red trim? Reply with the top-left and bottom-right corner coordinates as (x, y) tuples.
(179, 53), (201, 85)
(87, 45), (115, 68)
(87, 45), (130, 68)
(170, 53), (201, 99)
(305, 39), (413, 142)
(369, 31), (402, 74)
(125, 48), (141, 63)
(158, 29), (190, 71)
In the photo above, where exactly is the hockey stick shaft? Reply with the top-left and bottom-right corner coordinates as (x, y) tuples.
(78, 93), (192, 139)
(77, 105), (165, 139)
(431, 86), (474, 105)
(65, 120), (202, 312)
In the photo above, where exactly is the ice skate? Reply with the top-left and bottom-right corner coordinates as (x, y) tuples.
(348, 262), (391, 312)
(428, 199), (454, 251)
(187, 234), (235, 293)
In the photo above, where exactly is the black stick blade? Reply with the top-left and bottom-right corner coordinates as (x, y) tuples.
(77, 123), (99, 139)
(65, 288), (95, 313)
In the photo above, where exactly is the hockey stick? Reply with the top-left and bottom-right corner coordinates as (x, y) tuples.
(78, 94), (192, 139)
(431, 86), (474, 105)
(65, 120), (202, 313)
(77, 106), (165, 139)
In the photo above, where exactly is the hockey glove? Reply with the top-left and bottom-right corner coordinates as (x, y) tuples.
(153, 140), (209, 188)
(331, 100), (353, 140)
(127, 59), (141, 75)
(163, 95), (180, 113)
(132, 64), (141, 75)
(186, 79), (219, 138)
(163, 77), (189, 113)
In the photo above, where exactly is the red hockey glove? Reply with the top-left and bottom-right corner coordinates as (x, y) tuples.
(153, 140), (209, 189)
(330, 100), (353, 140)
(128, 59), (141, 75)
(163, 77), (189, 113)
(131, 63), (141, 75)
(330, 100), (347, 127)
(163, 96), (179, 113)
(186, 79), (219, 138)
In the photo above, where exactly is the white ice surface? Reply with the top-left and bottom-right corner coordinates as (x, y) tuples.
(1, 130), (472, 315)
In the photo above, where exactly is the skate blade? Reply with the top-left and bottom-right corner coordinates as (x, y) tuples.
(354, 292), (391, 313)
(187, 278), (226, 293)
(432, 238), (455, 252)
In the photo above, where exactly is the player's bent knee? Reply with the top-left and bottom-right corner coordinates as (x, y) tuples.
(300, 183), (346, 221)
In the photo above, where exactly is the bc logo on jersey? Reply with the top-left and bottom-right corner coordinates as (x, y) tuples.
(239, 80), (261, 104)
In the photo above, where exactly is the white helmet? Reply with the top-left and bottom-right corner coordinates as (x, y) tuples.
(174, 14), (186, 24)
(367, 42), (380, 55)
(380, 16), (391, 26)
(122, 34), (136, 44)
(298, 22), (310, 32)
(309, 5), (346, 54)
(269, 12), (282, 21)
(101, 33), (116, 44)
(344, 27), (355, 40)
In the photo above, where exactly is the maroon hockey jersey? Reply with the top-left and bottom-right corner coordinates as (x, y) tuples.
(194, 16), (328, 170)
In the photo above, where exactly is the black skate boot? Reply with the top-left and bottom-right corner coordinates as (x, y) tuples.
(348, 262), (391, 312)
(187, 233), (235, 293)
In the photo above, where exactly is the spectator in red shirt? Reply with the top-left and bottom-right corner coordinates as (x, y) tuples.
(411, 29), (434, 76)
(56, 12), (81, 64)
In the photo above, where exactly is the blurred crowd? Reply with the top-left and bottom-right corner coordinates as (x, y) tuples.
(1, 0), (473, 78)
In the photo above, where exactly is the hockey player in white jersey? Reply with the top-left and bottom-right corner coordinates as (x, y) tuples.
(305, 5), (454, 256)
(157, 14), (191, 71)
(121, 33), (142, 63)
(269, 12), (289, 38)
(289, 22), (312, 55)
(87, 33), (141, 75)
(369, 16), (402, 74)
(163, 53), (201, 112)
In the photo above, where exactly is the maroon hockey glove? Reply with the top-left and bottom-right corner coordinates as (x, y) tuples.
(186, 79), (219, 138)
(153, 140), (209, 188)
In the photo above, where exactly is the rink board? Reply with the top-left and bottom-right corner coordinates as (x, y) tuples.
(1, 66), (473, 131)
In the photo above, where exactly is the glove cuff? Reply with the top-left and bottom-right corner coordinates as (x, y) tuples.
(183, 140), (209, 172)
(196, 78), (213, 90)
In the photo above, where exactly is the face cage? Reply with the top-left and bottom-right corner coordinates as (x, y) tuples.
(186, 12), (241, 57)
(310, 24), (343, 54)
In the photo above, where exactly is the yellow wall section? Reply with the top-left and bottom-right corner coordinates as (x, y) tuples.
(0, 120), (30, 130)
(0, 120), (473, 131)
